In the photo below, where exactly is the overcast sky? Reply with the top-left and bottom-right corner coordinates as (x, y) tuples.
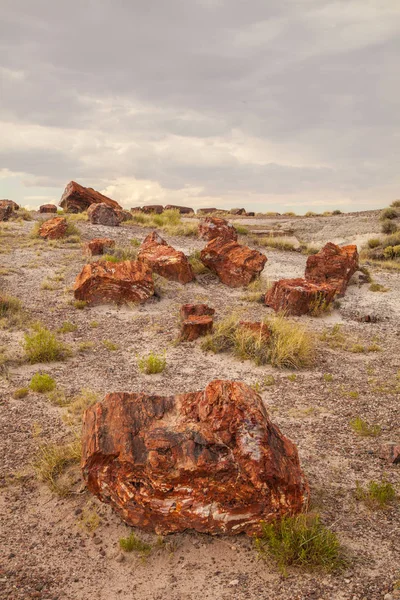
(1, 0), (399, 213)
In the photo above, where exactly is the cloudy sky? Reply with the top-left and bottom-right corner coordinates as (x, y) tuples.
(1, 0), (399, 213)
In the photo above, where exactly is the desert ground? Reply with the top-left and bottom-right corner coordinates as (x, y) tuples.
(0, 209), (399, 600)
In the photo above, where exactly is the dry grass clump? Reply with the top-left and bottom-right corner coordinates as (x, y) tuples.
(63, 389), (99, 426)
(349, 416), (381, 437)
(23, 323), (71, 363)
(320, 324), (380, 354)
(381, 220), (398, 234)
(119, 531), (153, 557)
(254, 514), (345, 574)
(188, 250), (209, 275)
(240, 278), (267, 303)
(202, 313), (315, 369)
(33, 437), (81, 496)
(0, 294), (26, 329)
(355, 479), (397, 509)
(100, 246), (138, 263)
(380, 207), (398, 221)
(257, 236), (296, 252)
(13, 387), (29, 399)
(234, 224), (249, 235)
(125, 209), (198, 237)
(58, 321), (78, 333)
(137, 351), (167, 374)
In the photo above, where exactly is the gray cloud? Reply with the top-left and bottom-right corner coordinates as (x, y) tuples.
(1, 0), (399, 210)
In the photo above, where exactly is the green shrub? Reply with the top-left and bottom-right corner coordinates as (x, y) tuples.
(33, 438), (81, 495)
(23, 323), (70, 363)
(355, 479), (396, 508)
(380, 207), (398, 221)
(137, 351), (166, 374)
(254, 514), (345, 574)
(102, 339), (118, 351)
(58, 321), (78, 333)
(29, 373), (56, 393)
(119, 531), (152, 557)
(13, 387), (29, 399)
(391, 200), (400, 208)
(382, 220), (397, 234)
(349, 416), (381, 437)
(367, 238), (381, 249)
(369, 283), (388, 292)
(234, 225), (249, 235)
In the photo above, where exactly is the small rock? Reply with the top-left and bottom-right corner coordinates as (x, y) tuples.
(229, 579), (239, 586)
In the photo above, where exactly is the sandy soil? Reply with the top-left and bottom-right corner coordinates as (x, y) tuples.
(0, 211), (399, 600)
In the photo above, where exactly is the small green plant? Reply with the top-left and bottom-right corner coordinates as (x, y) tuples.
(74, 300), (87, 310)
(368, 238), (381, 249)
(234, 224), (249, 235)
(29, 373), (56, 393)
(130, 237), (141, 246)
(78, 341), (95, 353)
(263, 375), (275, 386)
(382, 220), (398, 234)
(33, 438), (81, 495)
(349, 416), (381, 437)
(24, 323), (70, 363)
(380, 207), (398, 221)
(254, 514), (345, 574)
(355, 479), (396, 508)
(349, 344), (365, 353)
(90, 321), (99, 328)
(119, 531), (152, 557)
(137, 351), (167, 374)
(58, 321), (78, 333)
(13, 387), (29, 399)
(188, 249), (209, 275)
(369, 283), (388, 292)
(79, 506), (101, 533)
(323, 373), (333, 382)
(102, 339), (118, 351)
(358, 265), (372, 282)
(287, 374), (297, 382)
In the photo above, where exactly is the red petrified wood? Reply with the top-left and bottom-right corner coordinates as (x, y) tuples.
(200, 238), (267, 287)
(85, 238), (115, 256)
(81, 379), (309, 535)
(138, 232), (195, 284)
(74, 260), (154, 305)
(305, 242), (359, 295)
(0, 200), (19, 211)
(39, 204), (58, 213)
(180, 303), (215, 320)
(239, 321), (270, 340)
(198, 217), (238, 242)
(87, 203), (120, 227)
(180, 315), (213, 341)
(59, 181), (122, 213)
(39, 217), (67, 240)
(264, 278), (336, 316)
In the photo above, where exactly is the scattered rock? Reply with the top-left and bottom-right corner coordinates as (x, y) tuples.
(164, 205), (194, 214)
(200, 238), (267, 287)
(378, 443), (400, 464)
(198, 217), (238, 243)
(264, 278), (336, 316)
(305, 242), (359, 295)
(116, 209), (133, 222)
(59, 180), (122, 213)
(38, 217), (67, 240)
(141, 205), (163, 214)
(0, 204), (13, 221)
(138, 232), (195, 284)
(74, 260), (154, 305)
(180, 315), (213, 341)
(82, 379), (309, 535)
(357, 314), (378, 323)
(0, 199), (19, 211)
(180, 304), (215, 320)
(87, 203), (120, 227)
(39, 204), (58, 214)
(85, 238), (116, 256)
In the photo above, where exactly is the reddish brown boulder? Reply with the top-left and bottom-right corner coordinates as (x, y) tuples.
(39, 204), (57, 213)
(85, 238), (115, 256)
(0, 199), (19, 211)
(199, 217), (238, 242)
(74, 260), (154, 305)
(87, 203), (120, 227)
(138, 232), (195, 284)
(81, 379), (309, 535)
(180, 315), (213, 341)
(116, 209), (132, 222)
(264, 278), (336, 316)
(130, 206), (143, 213)
(164, 205), (194, 214)
(180, 303), (215, 320)
(142, 205), (163, 214)
(378, 443), (400, 465)
(39, 217), (67, 240)
(0, 204), (12, 221)
(200, 238), (267, 287)
(59, 181), (122, 213)
(305, 242), (359, 295)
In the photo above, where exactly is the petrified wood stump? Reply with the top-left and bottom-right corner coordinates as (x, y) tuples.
(81, 380), (309, 535)
(180, 315), (213, 341)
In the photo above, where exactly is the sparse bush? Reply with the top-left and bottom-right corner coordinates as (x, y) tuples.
(234, 224), (249, 235)
(29, 373), (56, 393)
(323, 373), (333, 382)
(305, 211), (318, 217)
(33, 437), (81, 496)
(358, 265), (372, 282)
(382, 220), (397, 234)
(101, 246), (138, 263)
(355, 479), (396, 509)
(125, 209), (198, 237)
(380, 207), (398, 221)
(23, 323), (70, 363)
(78, 341), (95, 353)
(332, 210), (342, 215)
(137, 351), (166, 374)
(349, 416), (381, 437)
(130, 237), (141, 246)
(13, 387), (29, 399)
(0, 294), (26, 329)
(58, 321), (78, 333)
(267, 314), (315, 369)
(102, 339), (118, 351)
(391, 200), (400, 208)
(369, 283), (388, 292)
(257, 237), (296, 252)
(368, 238), (381, 249)
(254, 514), (345, 574)
(74, 300), (87, 310)
(240, 278), (266, 302)
(64, 389), (99, 426)
(119, 531), (152, 557)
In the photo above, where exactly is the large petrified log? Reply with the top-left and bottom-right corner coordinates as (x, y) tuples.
(180, 315), (213, 341)
(305, 242), (359, 296)
(87, 203), (120, 227)
(200, 237), (267, 287)
(198, 217), (238, 243)
(59, 181), (122, 213)
(264, 278), (336, 316)
(39, 217), (67, 240)
(138, 232), (195, 284)
(81, 380), (309, 535)
(84, 238), (115, 256)
(74, 260), (154, 305)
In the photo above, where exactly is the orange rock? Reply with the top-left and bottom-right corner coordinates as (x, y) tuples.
(200, 238), (267, 287)
(85, 238), (115, 256)
(39, 217), (67, 240)
(59, 181), (122, 213)
(305, 242), (359, 295)
(180, 315), (213, 341)
(87, 203), (120, 227)
(74, 260), (154, 305)
(82, 380), (309, 535)
(264, 278), (336, 316)
(138, 232), (195, 284)
(39, 204), (57, 213)
(180, 303), (215, 320)
(198, 216), (238, 242)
